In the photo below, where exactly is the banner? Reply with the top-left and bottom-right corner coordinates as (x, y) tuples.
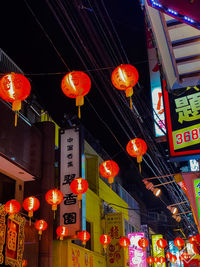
(168, 241), (183, 267)
(163, 85), (200, 158)
(152, 235), (166, 267)
(128, 232), (147, 267)
(60, 126), (86, 236)
(105, 213), (124, 267)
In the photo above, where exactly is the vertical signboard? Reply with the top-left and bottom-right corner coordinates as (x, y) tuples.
(128, 232), (147, 267)
(152, 235), (166, 267)
(194, 179), (200, 223)
(168, 241), (183, 267)
(163, 86), (200, 158)
(60, 127), (85, 236)
(105, 213), (124, 267)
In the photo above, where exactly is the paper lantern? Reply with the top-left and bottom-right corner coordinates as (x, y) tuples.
(56, 226), (68, 240)
(35, 219), (47, 239)
(119, 237), (130, 248)
(166, 252), (172, 259)
(4, 200), (21, 216)
(157, 238), (168, 249)
(23, 196), (40, 225)
(61, 71), (91, 118)
(70, 178), (88, 200)
(111, 64), (139, 109)
(154, 256), (158, 263)
(158, 256), (166, 263)
(0, 73), (31, 126)
(189, 236), (196, 245)
(174, 237), (184, 249)
(100, 234), (111, 249)
(78, 230), (90, 245)
(45, 189), (63, 218)
(99, 160), (119, 184)
(22, 259), (28, 267)
(138, 238), (149, 251)
(147, 256), (154, 264)
(126, 138), (147, 173)
(170, 255), (177, 263)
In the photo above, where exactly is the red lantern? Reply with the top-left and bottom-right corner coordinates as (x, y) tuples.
(138, 238), (149, 251)
(189, 236), (197, 245)
(22, 259), (28, 267)
(154, 256), (158, 263)
(99, 160), (119, 184)
(170, 255), (177, 263)
(111, 64), (139, 109)
(119, 237), (130, 248)
(174, 237), (184, 249)
(78, 231), (90, 245)
(166, 252), (172, 259)
(158, 256), (166, 263)
(56, 226), (68, 240)
(45, 189), (63, 218)
(70, 178), (88, 200)
(157, 238), (168, 249)
(126, 138), (147, 173)
(0, 73), (31, 126)
(35, 219), (47, 239)
(23, 196), (40, 225)
(147, 256), (154, 265)
(4, 200), (21, 216)
(100, 234), (111, 249)
(61, 71), (91, 118)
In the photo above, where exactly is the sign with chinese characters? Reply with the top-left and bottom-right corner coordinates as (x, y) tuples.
(194, 179), (200, 224)
(105, 213), (124, 267)
(60, 127), (85, 236)
(128, 232), (147, 267)
(163, 86), (200, 158)
(168, 241), (183, 267)
(152, 235), (166, 267)
(189, 159), (199, 172)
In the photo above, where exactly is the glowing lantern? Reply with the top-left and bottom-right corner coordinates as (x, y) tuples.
(56, 226), (68, 240)
(70, 178), (88, 201)
(157, 238), (168, 249)
(111, 64), (139, 109)
(0, 73), (31, 126)
(147, 256), (154, 265)
(189, 236), (196, 245)
(4, 200), (21, 216)
(61, 71), (91, 118)
(170, 255), (177, 263)
(99, 160), (119, 184)
(100, 234), (111, 249)
(138, 238), (149, 251)
(35, 219), (47, 239)
(158, 256), (166, 263)
(166, 252), (172, 259)
(174, 237), (184, 250)
(22, 259), (28, 267)
(23, 196), (40, 225)
(45, 189), (63, 218)
(78, 231), (90, 245)
(119, 237), (130, 248)
(126, 138), (147, 173)
(154, 256), (158, 263)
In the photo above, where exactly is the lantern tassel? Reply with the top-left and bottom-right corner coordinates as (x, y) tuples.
(130, 97), (133, 110)
(139, 162), (141, 174)
(39, 234), (41, 240)
(54, 210), (55, 220)
(78, 105), (81, 119)
(79, 200), (81, 209)
(29, 217), (31, 226)
(15, 112), (18, 127)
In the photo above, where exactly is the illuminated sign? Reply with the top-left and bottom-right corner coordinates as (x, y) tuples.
(194, 179), (200, 223)
(105, 213), (124, 266)
(152, 235), (166, 267)
(163, 86), (200, 158)
(189, 160), (199, 172)
(128, 232), (147, 267)
(169, 241), (183, 267)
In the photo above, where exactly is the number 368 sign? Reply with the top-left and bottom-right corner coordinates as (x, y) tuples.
(163, 84), (200, 159)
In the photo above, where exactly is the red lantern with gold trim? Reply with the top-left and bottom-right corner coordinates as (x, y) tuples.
(170, 255), (177, 263)
(78, 231), (90, 245)
(158, 256), (166, 263)
(174, 237), (184, 250)
(35, 219), (47, 239)
(23, 196), (40, 225)
(4, 200), (21, 216)
(111, 64), (139, 109)
(166, 252), (172, 260)
(154, 256), (158, 263)
(22, 260), (28, 267)
(189, 236), (196, 245)
(138, 238), (149, 251)
(61, 71), (91, 118)
(126, 138), (147, 173)
(100, 234), (111, 249)
(147, 256), (154, 265)
(157, 238), (168, 249)
(70, 178), (88, 201)
(0, 73), (31, 126)
(119, 237), (130, 248)
(56, 226), (68, 240)
(99, 160), (119, 184)
(45, 189), (63, 218)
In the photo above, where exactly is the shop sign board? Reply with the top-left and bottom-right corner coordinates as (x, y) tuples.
(152, 234), (166, 267)
(168, 241), (183, 267)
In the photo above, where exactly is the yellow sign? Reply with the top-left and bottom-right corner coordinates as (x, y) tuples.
(105, 213), (125, 267)
(152, 235), (166, 267)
